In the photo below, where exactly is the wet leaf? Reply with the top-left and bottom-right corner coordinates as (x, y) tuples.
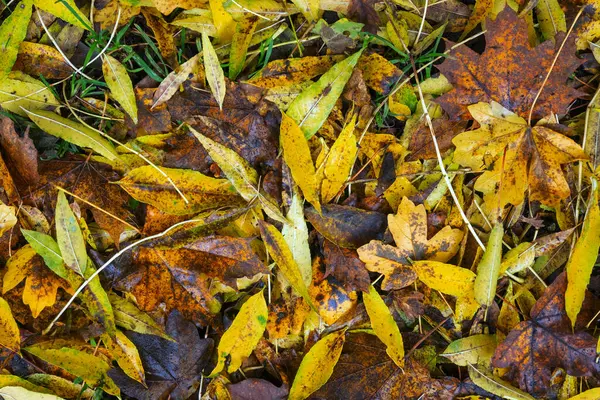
(288, 329), (345, 400)
(109, 293), (171, 340)
(103, 330), (145, 385)
(210, 291), (268, 376)
(102, 54), (138, 124)
(229, 15), (258, 80)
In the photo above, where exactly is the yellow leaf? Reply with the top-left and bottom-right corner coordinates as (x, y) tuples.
(0, 72), (60, 115)
(102, 55), (138, 124)
(499, 242), (535, 276)
(412, 260), (476, 298)
(209, 291), (268, 376)
(442, 334), (497, 366)
(24, 343), (119, 396)
(287, 50), (362, 138)
(291, 0), (320, 22)
(116, 165), (240, 215)
(568, 388), (600, 400)
(474, 223), (504, 308)
(565, 180), (600, 327)
(3, 245), (68, 318)
(0, 200), (17, 236)
(109, 293), (172, 340)
(24, 109), (120, 161)
(363, 286), (404, 368)
(0, 296), (20, 352)
(229, 15), (258, 80)
(468, 364), (535, 400)
(209, 0), (235, 42)
(288, 329), (345, 400)
(0, 375), (54, 394)
(190, 126), (287, 223)
(202, 32), (226, 110)
(103, 330), (145, 385)
(0, 0), (32, 82)
(281, 112), (321, 212)
(460, 0), (494, 39)
(0, 386), (63, 400)
(34, 0), (92, 30)
(535, 0), (566, 41)
(55, 191), (87, 276)
(320, 114), (358, 203)
(259, 221), (315, 309)
(248, 55), (343, 89)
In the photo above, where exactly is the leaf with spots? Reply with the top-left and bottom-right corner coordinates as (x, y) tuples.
(357, 197), (463, 290)
(209, 291), (268, 376)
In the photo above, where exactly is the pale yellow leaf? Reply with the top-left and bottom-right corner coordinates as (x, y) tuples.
(55, 191), (87, 276)
(442, 335), (497, 366)
(0, 0), (32, 82)
(474, 223), (504, 308)
(202, 32), (226, 110)
(0, 200), (17, 236)
(0, 296), (20, 352)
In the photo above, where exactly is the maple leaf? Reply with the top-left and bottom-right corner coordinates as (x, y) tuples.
(311, 333), (458, 399)
(322, 238), (370, 293)
(452, 102), (587, 208)
(109, 310), (214, 400)
(20, 159), (137, 244)
(437, 8), (582, 121)
(357, 197), (463, 290)
(491, 273), (600, 397)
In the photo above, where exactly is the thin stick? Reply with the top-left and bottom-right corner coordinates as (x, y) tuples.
(44, 218), (205, 333)
(527, 7), (584, 125)
(36, 9), (94, 81)
(54, 185), (140, 233)
(413, 0), (428, 49)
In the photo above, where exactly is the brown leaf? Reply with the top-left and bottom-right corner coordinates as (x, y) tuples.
(347, 0), (380, 33)
(114, 244), (229, 326)
(311, 333), (458, 399)
(322, 239), (370, 293)
(20, 159), (137, 244)
(305, 204), (387, 249)
(407, 117), (468, 161)
(0, 118), (39, 185)
(491, 273), (600, 397)
(109, 310), (214, 400)
(129, 88), (173, 136)
(228, 379), (288, 400)
(437, 8), (582, 120)
(15, 42), (72, 79)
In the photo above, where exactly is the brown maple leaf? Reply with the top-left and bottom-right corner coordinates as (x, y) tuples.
(437, 8), (582, 120)
(491, 273), (600, 397)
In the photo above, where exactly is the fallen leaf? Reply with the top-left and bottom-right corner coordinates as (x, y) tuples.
(0, 117), (39, 184)
(322, 239), (370, 293)
(0, 296), (20, 352)
(248, 56), (343, 89)
(565, 180), (600, 327)
(102, 330), (145, 385)
(210, 291), (268, 375)
(289, 329), (345, 400)
(203, 32), (226, 110)
(286, 50), (363, 139)
(363, 286), (405, 368)
(15, 42), (72, 79)
(306, 204), (387, 249)
(229, 15), (259, 80)
(102, 54), (138, 124)
(34, 0), (91, 30)
(3, 245), (69, 318)
(437, 8), (582, 120)
(0, 0), (32, 82)
(452, 102), (587, 208)
(55, 191), (87, 276)
(108, 310), (214, 400)
(441, 334), (497, 366)
(492, 273), (600, 397)
(473, 223), (503, 309)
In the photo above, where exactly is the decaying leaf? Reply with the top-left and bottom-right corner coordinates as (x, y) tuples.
(438, 8), (582, 120)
